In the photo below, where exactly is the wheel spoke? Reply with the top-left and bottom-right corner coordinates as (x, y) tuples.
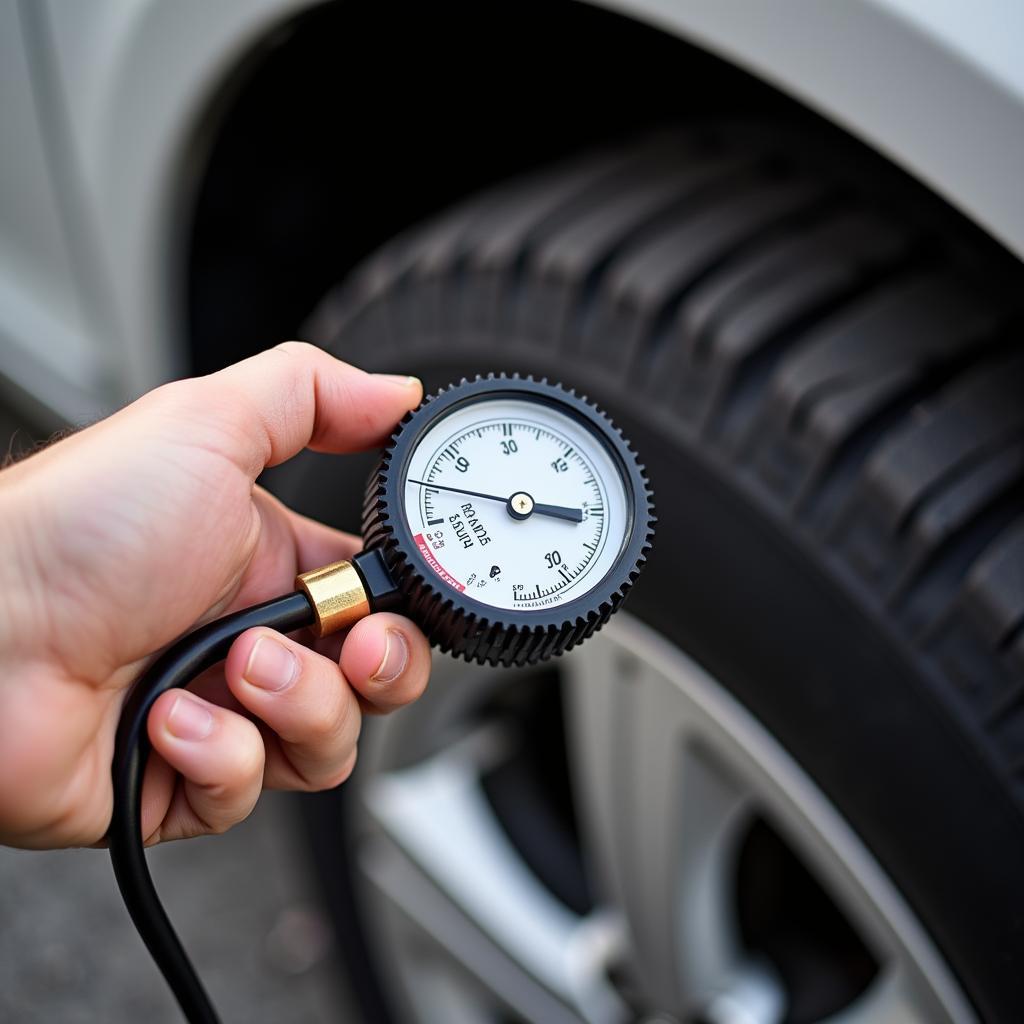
(700, 961), (788, 1024)
(562, 632), (764, 1016)
(359, 726), (629, 1023)
(351, 617), (973, 1024)
(825, 965), (945, 1024)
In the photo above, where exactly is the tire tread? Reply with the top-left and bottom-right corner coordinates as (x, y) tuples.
(319, 125), (1024, 809)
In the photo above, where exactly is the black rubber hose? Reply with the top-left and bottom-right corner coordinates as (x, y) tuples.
(109, 591), (315, 1024)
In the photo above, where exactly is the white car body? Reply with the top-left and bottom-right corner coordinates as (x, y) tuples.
(2, 0), (1022, 423)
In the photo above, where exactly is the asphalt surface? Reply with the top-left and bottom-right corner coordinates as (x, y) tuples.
(0, 405), (354, 1023)
(0, 796), (351, 1023)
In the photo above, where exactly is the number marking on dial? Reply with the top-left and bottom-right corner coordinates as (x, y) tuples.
(402, 402), (627, 612)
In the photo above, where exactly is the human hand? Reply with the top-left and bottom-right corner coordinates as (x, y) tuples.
(0, 343), (429, 849)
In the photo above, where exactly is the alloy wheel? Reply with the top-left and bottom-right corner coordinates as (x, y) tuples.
(346, 615), (971, 1023)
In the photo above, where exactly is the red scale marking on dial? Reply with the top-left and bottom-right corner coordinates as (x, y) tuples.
(413, 533), (466, 593)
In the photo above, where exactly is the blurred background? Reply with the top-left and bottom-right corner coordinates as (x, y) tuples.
(3, 2), (1024, 1022)
(0, 794), (348, 1023)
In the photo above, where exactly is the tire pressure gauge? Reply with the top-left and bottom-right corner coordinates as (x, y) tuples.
(111, 374), (654, 1024)
(358, 375), (654, 665)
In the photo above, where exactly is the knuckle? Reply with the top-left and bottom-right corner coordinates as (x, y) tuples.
(145, 377), (203, 415)
(303, 701), (343, 745)
(207, 814), (237, 836)
(224, 727), (265, 789)
(304, 688), (358, 747)
(273, 339), (319, 362)
(202, 784), (258, 834)
(316, 748), (358, 791)
(238, 744), (266, 787)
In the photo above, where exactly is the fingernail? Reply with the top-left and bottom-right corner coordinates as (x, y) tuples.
(377, 373), (421, 389)
(373, 629), (409, 683)
(245, 636), (299, 692)
(166, 693), (214, 741)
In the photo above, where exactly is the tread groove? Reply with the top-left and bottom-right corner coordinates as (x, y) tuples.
(792, 330), (1024, 525)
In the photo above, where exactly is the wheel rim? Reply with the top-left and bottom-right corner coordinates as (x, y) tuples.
(346, 614), (974, 1024)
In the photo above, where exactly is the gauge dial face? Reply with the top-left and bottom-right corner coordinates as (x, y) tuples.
(401, 397), (631, 612)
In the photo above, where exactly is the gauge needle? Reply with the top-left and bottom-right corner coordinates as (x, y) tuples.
(532, 501), (586, 524)
(409, 479), (584, 523)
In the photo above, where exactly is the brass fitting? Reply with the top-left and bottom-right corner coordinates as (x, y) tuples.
(295, 560), (370, 637)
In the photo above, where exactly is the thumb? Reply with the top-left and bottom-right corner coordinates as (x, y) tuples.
(182, 342), (421, 475)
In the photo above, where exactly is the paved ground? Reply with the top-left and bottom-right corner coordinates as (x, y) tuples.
(0, 404), (354, 1023)
(0, 796), (351, 1023)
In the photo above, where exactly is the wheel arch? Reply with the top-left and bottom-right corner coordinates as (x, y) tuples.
(596, 0), (1024, 263)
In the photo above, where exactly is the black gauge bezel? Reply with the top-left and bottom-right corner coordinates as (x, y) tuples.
(364, 376), (653, 663)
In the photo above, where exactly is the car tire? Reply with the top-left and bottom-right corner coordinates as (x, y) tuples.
(278, 123), (1024, 1023)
